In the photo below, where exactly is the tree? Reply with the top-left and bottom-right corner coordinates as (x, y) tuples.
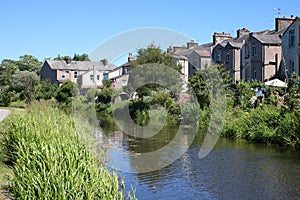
(53, 53), (90, 61)
(128, 45), (182, 98)
(16, 55), (42, 74)
(72, 53), (90, 61)
(10, 71), (39, 103)
(34, 80), (58, 100)
(0, 59), (18, 87)
(55, 80), (77, 104)
(131, 44), (181, 72)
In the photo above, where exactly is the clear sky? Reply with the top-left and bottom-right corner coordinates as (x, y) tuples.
(0, 0), (299, 64)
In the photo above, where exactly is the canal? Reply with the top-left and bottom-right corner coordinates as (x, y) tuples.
(98, 125), (300, 200)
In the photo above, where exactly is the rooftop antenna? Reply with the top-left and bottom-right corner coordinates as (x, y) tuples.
(274, 8), (281, 17)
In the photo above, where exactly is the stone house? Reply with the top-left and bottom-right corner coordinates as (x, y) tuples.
(241, 16), (295, 82)
(171, 40), (214, 77)
(281, 17), (300, 78)
(40, 58), (115, 89)
(212, 28), (249, 84)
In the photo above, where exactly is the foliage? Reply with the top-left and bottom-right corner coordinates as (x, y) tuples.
(72, 53), (90, 61)
(286, 72), (300, 110)
(10, 71), (39, 103)
(34, 80), (58, 100)
(222, 105), (300, 147)
(0, 89), (11, 107)
(16, 55), (42, 74)
(188, 69), (210, 109)
(131, 44), (181, 72)
(0, 102), (136, 199)
(54, 53), (90, 61)
(55, 80), (77, 105)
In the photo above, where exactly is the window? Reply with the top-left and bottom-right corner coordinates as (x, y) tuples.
(103, 73), (108, 80)
(193, 59), (198, 68)
(246, 69), (250, 81)
(289, 60), (295, 73)
(90, 74), (94, 81)
(121, 80), (127, 86)
(217, 51), (222, 62)
(245, 45), (250, 58)
(252, 42), (257, 57)
(226, 51), (230, 62)
(97, 75), (100, 80)
(289, 30), (295, 47)
(253, 68), (257, 80)
(74, 71), (78, 79)
(61, 74), (65, 79)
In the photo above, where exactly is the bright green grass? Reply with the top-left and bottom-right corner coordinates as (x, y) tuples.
(0, 101), (136, 199)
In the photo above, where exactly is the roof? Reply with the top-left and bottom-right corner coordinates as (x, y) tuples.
(252, 33), (281, 44)
(281, 17), (300, 37)
(173, 42), (214, 57)
(194, 50), (211, 57)
(172, 54), (188, 60)
(45, 60), (116, 71)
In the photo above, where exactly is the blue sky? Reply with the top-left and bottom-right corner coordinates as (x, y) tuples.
(0, 0), (299, 65)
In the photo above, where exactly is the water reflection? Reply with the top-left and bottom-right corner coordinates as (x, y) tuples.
(98, 124), (300, 200)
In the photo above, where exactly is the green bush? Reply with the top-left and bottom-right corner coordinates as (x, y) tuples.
(0, 89), (11, 107)
(0, 102), (136, 199)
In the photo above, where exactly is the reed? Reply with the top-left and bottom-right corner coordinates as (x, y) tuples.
(0, 101), (136, 199)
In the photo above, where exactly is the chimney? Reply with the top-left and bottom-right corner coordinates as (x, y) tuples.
(237, 28), (250, 38)
(64, 56), (71, 64)
(213, 32), (232, 45)
(128, 53), (135, 62)
(101, 58), (108, 66)
(167, 45), (173, 54)
(187, 40), (198, 49)
(275, 16), (295, 31)
(173, 45), (186, 52)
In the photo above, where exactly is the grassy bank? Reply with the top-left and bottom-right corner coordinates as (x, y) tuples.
(222, 105), (300, 148)
(0, 102), (136, 199)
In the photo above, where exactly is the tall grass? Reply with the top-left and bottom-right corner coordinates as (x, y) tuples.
(0, 101), (136, 199)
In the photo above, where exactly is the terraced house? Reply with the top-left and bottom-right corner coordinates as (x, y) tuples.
(211, 16), (295, 83)
(281, 17), (300, 78)
(40, 57), (115, 91)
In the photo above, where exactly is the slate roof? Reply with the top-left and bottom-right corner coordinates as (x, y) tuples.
(252, 33), (281, 44)
(45, 60), (116, 71)
(173, 42), (213, 57)
(194, 50), (211, 57)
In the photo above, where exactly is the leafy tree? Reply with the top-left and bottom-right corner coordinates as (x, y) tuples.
(0, 55), (42, 88)
(286, 72), (300, 110)
(10, 71), (39, 103)
(72, 53), (90, 61)
(55, 80), (77, 104)
(34, 80), (58, 100)
(53, 53), (90, 61)
(0, 59), (18, 87)
(16, 55), (42, 74)
(131, 44), (181, 72)
(129, 45), (183, 99)
(188, 69), (210, 109)
(0, 89), (11, 106)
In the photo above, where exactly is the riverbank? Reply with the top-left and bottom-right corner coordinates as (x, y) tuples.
(0, 102), (136, 199)
(221, 105), (300, 148)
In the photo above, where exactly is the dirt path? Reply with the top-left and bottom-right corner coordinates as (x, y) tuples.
(0, 109), (10, 123)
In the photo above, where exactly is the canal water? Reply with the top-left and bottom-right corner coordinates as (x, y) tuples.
(99, 125), (300, 200)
